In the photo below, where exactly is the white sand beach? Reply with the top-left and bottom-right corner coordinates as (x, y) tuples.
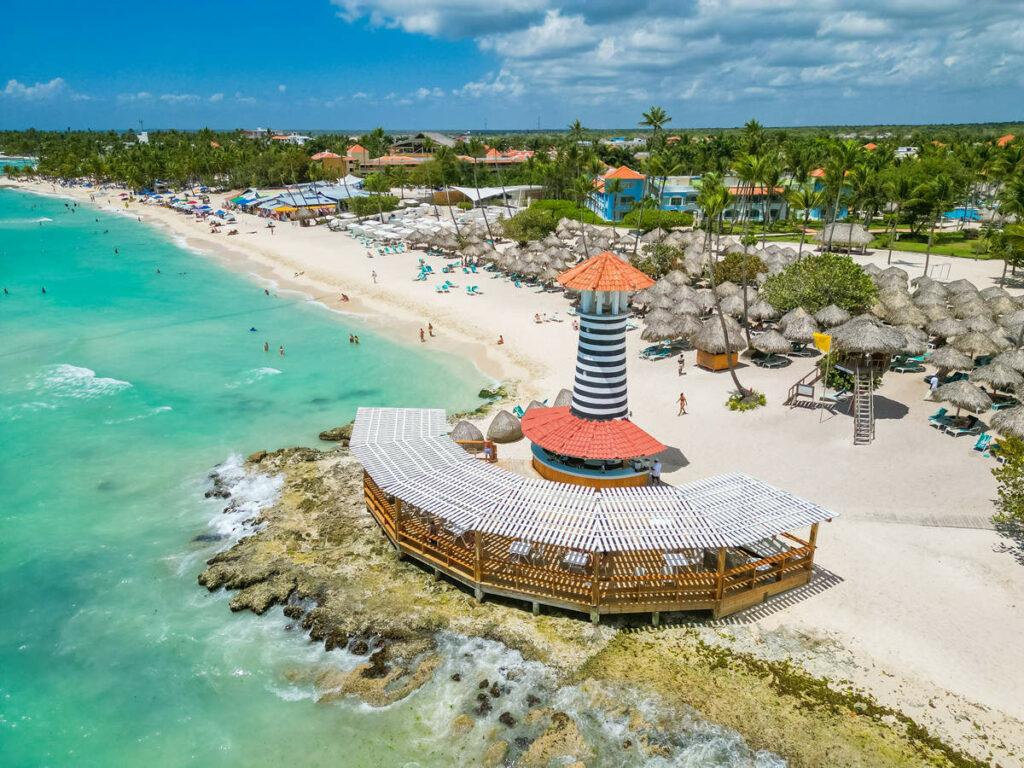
(7, 178), (1024, 763)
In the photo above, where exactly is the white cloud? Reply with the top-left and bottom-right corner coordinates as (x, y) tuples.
(235, 91), (257, 104)
(209, 93), (224, 102)
(818, 12), (890, 38)
(456, 69), (524, 98)
(160, 93), (199, 103)
(278, 84), (287, 92)
(3, 77), (68, 100)
(415, 86), (446, 99)
(352, 91), (371, 99)
(117, 91), (152, 102)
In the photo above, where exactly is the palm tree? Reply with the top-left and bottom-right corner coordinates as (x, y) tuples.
(882, 172), (913, 265)
(758, 152), (782, 245)
(639, 106), (671, 150)
(999, 174), (1024, 220)
(824, 140), (862, 250)
(389, 166), (410, 199)
(433, 144), (462, 236)
(572, 175), (597, 258)
(911, 173), (956, 276)
(697, 174), (748, 397)
(786, 186), (825, 260)
(647, 152), (682, 239)
(467, 137), (494, 241)
(362, 172), (391, 220)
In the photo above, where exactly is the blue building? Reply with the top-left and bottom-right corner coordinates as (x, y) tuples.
(587, 166), (647, 222)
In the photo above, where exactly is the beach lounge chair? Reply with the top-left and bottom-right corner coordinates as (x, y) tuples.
(945, 416), (980, 437)
(973, 433), (993, 453)
(512, 405), (525, 418)
(513, 280), (522, 289)
(470, 285), (480, 294)
(470, 265), (478, 273)
(928, 407), (948, 426)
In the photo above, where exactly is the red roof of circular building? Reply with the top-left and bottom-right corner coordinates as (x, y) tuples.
(521, 407), (666, 460)
(558, 251), (655, 292)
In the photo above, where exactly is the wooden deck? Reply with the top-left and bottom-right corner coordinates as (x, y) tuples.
(364, 471), (818, 621)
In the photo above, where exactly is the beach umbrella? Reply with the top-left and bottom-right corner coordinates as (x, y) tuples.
(815, 304), (851, 328)
(779, 306), (813, 332)
(486, 410), (522, 443)
(683, 249), (707, 277)
(953, 300), (990, 320)
(994, 349), (1024, 374)
(928, 318), (966, 339)
(831, 316), (906, 355)
(674, 300), (702, 317)
(972, 363), (1024, 393)
(642, 227), (669, 243)
(553, 388), (573, 407)
(899, 331), (929, 357)
(651, 294), (676, 310)
(671, 314), (703, 339)
(953, 331), (999, 358)
(694, 315), (746, 353)
(923, 304), (953, 323)
(911, 274), (941, 290)
(539, 267), (562, 284)
(992, 407), (1024, 438)
(642, 320), (678, 342)
(884, 304), (928, 328)
(782, 315), (819, 344)
(946, 278), (978, 295)
(715, 280), (741, 297)
(671, 284), (698, 304)
(645, 308), (676, 327)
(748, 299), (780, 322)
(928, 345), (974, 371)
(451, 420), (485, 449)
(988, 296), (1018, 316)
(719, 294), (746, 317)
(666, 269), (689, 286)
(963, 315), (997, 333)
(989, 329), (1013, 350)
(750, 330), (792, 355)
(525, 400), (547, 412)
(932, 380), (992, 416)
(694, 289), (717, 313)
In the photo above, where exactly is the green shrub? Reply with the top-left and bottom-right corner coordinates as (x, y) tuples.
(761, 253), (876, 314)
(348, 195), (399, 217)
(530, 199), (604, 224)
(621, 209), (694, 230)
(457, 201), (473, 210)
(992, 436), (1024, 524)
(816, 358), (883, 391)
(630, 243), (685, 279)
(726, 390), (767, 411)
(501, 207), (558, 242)
(712, 251), (767, 285)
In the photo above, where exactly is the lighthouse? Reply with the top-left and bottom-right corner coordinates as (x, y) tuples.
(521, 251), (666, 488)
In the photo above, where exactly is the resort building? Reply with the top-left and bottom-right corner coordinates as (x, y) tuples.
(310, 151), (355, 176)
(722, 185), (788, 223)
(390, 131), (457, 153)
(587, 166), (647, 222)
(657, 176), (701, 214)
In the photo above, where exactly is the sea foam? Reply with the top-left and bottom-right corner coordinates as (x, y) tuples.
(26, 364), (132, 399)
(225, 367), (282, 389)
(203, 454), (284, 547)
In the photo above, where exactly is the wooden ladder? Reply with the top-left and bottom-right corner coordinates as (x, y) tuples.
(853, 369), (875, 445)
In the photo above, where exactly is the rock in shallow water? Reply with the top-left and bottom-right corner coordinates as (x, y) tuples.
(318, 422), (353, 444)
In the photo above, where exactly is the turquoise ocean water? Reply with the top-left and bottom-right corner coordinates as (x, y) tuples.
(0, 188), (781, 767)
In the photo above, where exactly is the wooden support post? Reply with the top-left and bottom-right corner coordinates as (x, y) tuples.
(473, 530), (483, 583)
(591, 551), (602, 609)
(532, 601), (540, 616)
(807, 522), (819, 573)
(652, 611), (660, 627)
(590, 610), (599, 625)
(474, 587), (484, 603)
(394, 498), (403, 543)
(715, 548), (726, 603)
(433, 567), (440, 581)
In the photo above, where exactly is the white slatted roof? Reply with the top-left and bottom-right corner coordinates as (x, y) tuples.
(351, 408), (836, 552)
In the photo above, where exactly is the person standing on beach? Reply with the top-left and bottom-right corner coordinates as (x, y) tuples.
(420, 328), (425, 342)
(649, 459), (662, 486)
(428, 323), (434, 337)
(371, 270), (378, 284)
(677, 392), (687, 415)
(497, 335), (504, 345)
(927, 374), (939, 399)
(263, 341), (269, 353)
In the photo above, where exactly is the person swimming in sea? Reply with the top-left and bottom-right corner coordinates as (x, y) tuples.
(263, 341), (269, 352)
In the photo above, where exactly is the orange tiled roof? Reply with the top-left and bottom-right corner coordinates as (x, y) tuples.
(811, 168), (826, 178)
(347, 144), (367, 154)
(602, 165), (645, 180)
(311, 151), (340, 159)
(864, 142), (877, 150)
(997, 134), (1016, 147)
(271, 135), (289, 141)
(485, 147), (502, 157)
(558, 251), (655, 292)
(521, 407), (665, 460)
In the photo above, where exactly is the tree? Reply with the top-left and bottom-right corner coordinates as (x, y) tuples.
(466, 138), (494, 241)
(881, 170), (913, 265)
(388, 166), (411, 199)
(910, 173), (957, 276)
(501, 207), (557, 242)
(786, 186), (825, 260)
(362, 173), (392, 219)
(824, 140), (862, 249)
(696, 173), (749, 398)
(712, 251), (767, 285)
(761, 253), (877, 314)
(639, 106), (671, 150)
(992, 436), (1024, 524)
(631, 243), (684, 279)
(647, 152), (682, 237)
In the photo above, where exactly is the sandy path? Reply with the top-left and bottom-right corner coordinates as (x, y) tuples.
(7, 179), (1023, 763)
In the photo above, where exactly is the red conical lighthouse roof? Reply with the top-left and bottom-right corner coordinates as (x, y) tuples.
(558, 251), (655, 292)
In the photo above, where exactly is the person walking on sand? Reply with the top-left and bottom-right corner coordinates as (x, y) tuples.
(263, 341), (269, 353)
(677, 354), (686, 376)
(677, 392), (687, 415)
(420, 328), (426, 342)
(497, 335), (504, 345)
(428, 323), (434, 337)
(371, 270), (378, 284)
(926, 373), (939, 400)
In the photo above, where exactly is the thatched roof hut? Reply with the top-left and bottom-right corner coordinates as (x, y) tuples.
(694, 315), (746, 353)
(831, 317), (906, 355)
(751, 329), (792, 355)
(719, 294), (746, 317)
(748, 299), (780, 322)
(451, 420), (484, 449)
(994, 349), (1024, 374)
(782, 314), (819, 344)
(815, 304), (851, 328)
(952, 331), (999, 358)
(715, 280), (741, 298)
(778, 306), (812, 332)
(992, 407), (1024, 438)
(486, 410), (523, 443)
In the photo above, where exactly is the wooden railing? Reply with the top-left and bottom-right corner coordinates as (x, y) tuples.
(363, 472), (817, 620)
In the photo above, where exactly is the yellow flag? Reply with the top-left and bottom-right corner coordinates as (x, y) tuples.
(813, 333), (832, 354)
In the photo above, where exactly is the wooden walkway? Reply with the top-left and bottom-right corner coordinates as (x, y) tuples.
(364, 472), (819, 621)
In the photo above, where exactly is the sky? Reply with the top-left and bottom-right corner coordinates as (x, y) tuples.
(1, 0), (1022, 131)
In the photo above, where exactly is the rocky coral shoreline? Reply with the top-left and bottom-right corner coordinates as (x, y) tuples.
(196, 444), (992, 768)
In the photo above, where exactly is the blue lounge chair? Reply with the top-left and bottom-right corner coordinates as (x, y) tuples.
(973, 433), (992, 452)
(927, 407), (948, 426)
(513, 280), (522, 288)
(512, 405), (525, 418)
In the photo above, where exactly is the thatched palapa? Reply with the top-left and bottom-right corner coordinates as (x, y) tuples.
(486, 410), (523, 443)
(451, 420), (485, 450)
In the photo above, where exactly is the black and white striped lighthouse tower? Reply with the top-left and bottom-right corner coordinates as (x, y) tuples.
(571, 288), (631, 421)
(520, 251), (666, 488)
